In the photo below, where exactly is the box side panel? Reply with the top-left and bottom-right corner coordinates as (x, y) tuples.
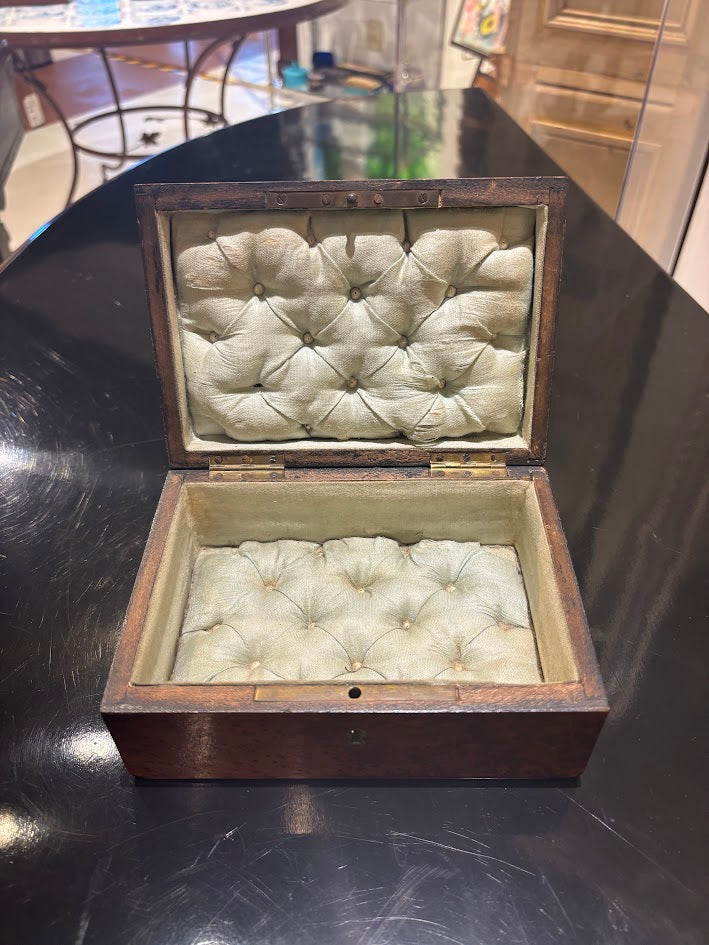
(533, 475), (607, 701)
(184, 477), (529, 546)
(527, 184), (566, 459)
(515, 476), (578, 683)
(135, 192), (189, 466)
(520, 204), (547, 448)
(103, 708), (606, 780)
(101, 473), (185, 706)
(131, 490), (199, 683)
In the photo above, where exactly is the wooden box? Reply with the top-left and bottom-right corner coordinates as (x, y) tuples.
(101, 178), (608, 779)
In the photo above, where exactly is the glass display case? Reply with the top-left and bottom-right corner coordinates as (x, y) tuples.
(303, 0), (707, 290)
(298, 0), (448, 91)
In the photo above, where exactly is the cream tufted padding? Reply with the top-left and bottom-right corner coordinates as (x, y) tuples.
(172, 207), (536, 445)
(171, 538), (542, 684)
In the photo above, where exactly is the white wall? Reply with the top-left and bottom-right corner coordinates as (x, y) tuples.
(674, 162), (709, 313)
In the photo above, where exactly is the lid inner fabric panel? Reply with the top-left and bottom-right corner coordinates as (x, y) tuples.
(171, 208), (536, 446)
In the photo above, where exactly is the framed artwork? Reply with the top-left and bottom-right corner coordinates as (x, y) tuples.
(451, 0), (510, 57)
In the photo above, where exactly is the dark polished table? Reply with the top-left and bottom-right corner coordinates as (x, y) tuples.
(1, 90), (707, 945)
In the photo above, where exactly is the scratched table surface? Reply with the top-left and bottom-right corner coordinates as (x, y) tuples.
(1, 89), (707, 945)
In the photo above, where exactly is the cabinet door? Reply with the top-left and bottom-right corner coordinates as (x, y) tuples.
(497, 1), (695, 214)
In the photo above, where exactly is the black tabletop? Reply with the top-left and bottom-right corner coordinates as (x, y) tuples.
(1, 90), (707, 945)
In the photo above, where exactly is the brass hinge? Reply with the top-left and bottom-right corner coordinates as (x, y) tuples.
(430, 451), (508, 479)
(209, 454), (284, 481)
(265, 188), (441, 210)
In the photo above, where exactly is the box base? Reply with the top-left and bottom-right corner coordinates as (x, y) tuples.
(101, 469), (608, 779)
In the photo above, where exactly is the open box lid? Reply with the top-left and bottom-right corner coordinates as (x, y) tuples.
(135, 178), (567, 474)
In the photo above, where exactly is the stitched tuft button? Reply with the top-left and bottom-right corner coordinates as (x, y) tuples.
(403, 240), (411, 253)
(445, 285), (457, 299)
(264, 583), (275, 592)
(499, 238), (509, 249)
(350, 661), (363, 672)
(397, 336), (409, 349)
(349, 286), (362, 301)
(401, 619), (411, 630)
(209, 331), (219, 343)
(307, 235), (317, 247)
(253, 282), (265, 296)
(437, 378), (447, 390)
(453, 660), (465, 672)
(303, 423), (312, 431)
(356, 586), (366, 593)
(346, 377), (358, 391)
(445, 583), (456, 592)
(307, 621), (316, 629)
(207, 229), (216, 240)
(249, 660), (261, 670)
(302, 332), (314, 345)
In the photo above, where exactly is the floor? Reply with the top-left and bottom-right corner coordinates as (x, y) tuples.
(2, 34), (316, 252)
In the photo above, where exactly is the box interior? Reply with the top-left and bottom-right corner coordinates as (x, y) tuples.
(160, 204), (548, 458)
(131, 479), (578, 688)
(172, 539), (542, 685)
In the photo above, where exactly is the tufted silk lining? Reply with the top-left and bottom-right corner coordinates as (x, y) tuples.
(170, 538), (542, 685)
(171, 207), (538, 446)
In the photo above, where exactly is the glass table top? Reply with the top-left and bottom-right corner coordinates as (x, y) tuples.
(0, 0), (331, 39)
